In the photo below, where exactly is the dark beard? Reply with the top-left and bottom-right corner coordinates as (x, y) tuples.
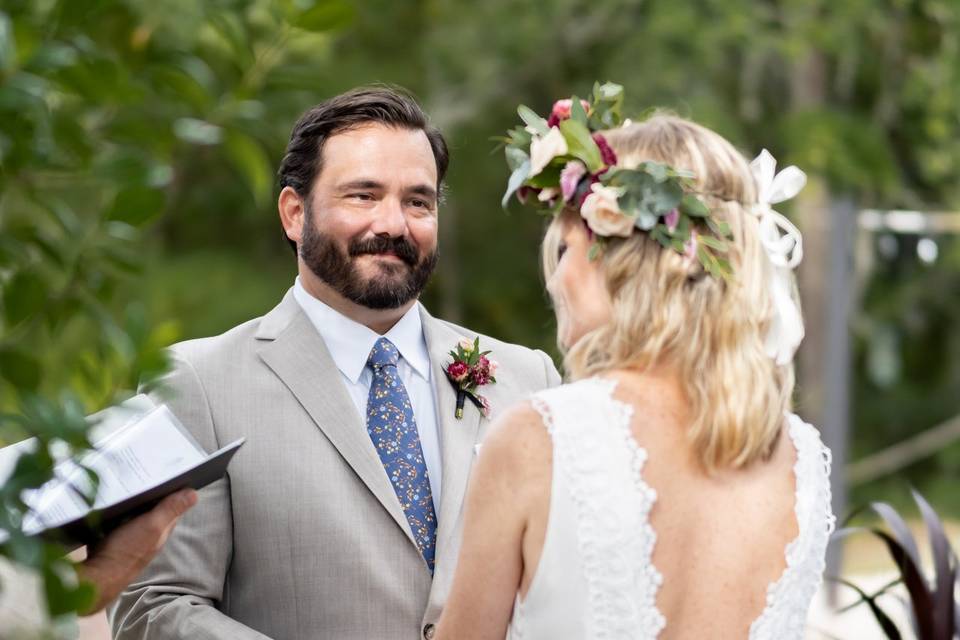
(299, 211), (438, 310)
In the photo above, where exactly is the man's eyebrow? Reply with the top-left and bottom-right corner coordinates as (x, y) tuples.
(408, 184), (438, 200)
(336, 179), (385, 192)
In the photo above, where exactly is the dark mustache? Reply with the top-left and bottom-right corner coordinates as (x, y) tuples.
(348, 236), (419, 266)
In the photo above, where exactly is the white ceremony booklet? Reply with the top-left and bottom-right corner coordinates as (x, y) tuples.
(0, 395), (244, 547)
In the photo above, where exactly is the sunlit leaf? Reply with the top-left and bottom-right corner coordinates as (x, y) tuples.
(107, 186), (166, 227)
(293, 0), (355, 32)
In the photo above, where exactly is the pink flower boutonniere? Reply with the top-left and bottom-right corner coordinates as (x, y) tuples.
(445, 337), (497, 419)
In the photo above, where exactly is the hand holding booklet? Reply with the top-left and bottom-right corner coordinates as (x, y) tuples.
(3, 395), (243, 548)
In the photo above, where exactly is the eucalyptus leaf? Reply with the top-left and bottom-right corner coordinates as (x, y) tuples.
(680, 193), (710, 217)
(502, 159), (531, 209)
(517, 105), (548, 136)
(505, 146), (529, 172)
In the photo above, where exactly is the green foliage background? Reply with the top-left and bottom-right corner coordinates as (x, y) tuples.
(1, 0), (959, 618)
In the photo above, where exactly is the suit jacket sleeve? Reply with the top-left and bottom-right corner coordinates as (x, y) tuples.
(109, 350), (272, 640)
(538, 349), (562, 388)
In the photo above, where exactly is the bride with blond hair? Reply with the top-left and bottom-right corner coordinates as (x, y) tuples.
(434, 85), (835, 639)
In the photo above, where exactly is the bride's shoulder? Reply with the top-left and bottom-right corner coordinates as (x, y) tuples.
(475, 400), (554, 487)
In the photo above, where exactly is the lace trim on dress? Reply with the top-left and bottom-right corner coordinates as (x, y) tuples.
(529, 378), (666, 639)
(748, 414), (837, 640)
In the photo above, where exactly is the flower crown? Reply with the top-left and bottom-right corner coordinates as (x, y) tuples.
(501, 82), (732, 279)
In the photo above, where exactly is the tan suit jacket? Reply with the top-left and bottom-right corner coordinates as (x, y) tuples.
(110, 290), (560, 639)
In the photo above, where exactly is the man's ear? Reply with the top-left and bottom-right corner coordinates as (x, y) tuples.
(278, 186), (306, 245)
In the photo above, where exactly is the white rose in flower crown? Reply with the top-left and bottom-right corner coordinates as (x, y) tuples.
(580, 183), (633, 237)
(528, 126), (568, 177)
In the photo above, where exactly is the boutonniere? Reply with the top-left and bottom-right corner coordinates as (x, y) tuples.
(445, 337), (497, 419)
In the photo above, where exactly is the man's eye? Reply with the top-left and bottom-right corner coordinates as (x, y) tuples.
(350, 193), (374, 201)
(409, 199), (430, 208)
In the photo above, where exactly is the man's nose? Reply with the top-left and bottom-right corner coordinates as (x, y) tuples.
(370, 197), (407, 237)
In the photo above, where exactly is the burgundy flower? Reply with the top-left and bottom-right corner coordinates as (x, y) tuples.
(517, 186), (536, 205)
(447, 361), (469, 382)
(471, 367), (491, 387)
(577, 173), (601, 207)
(592, 133), (618, 167)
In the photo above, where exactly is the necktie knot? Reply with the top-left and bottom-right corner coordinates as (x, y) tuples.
(368, 337), (400, 370)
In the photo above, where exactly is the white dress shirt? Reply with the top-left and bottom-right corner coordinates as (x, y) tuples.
(293, 277), (443, 510)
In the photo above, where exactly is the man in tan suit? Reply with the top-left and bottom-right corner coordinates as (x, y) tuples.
(110, 86), (560, 640)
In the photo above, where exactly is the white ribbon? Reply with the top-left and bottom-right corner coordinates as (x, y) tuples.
(749, 149), (807, 366)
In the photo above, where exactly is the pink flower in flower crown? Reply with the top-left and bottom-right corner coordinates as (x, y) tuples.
(547, 98), (592, 127)
(580, 183), (633, 237)
(560, 161), (587, 202)
(683, 230), (699, 264)
(592, 133), (618, 167)
(446, 361), (469, 382)
(665, 208), (680, 232)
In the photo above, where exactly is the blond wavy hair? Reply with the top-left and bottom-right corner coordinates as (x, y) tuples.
(543, 114), (798, 472)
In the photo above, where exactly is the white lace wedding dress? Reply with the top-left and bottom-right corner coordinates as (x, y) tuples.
(506, 378), (835, 640)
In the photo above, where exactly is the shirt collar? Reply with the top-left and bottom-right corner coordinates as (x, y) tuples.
(293, 277), (431, 384)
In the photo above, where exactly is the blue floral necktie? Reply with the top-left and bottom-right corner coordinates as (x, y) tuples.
(365, 337), (437, 573)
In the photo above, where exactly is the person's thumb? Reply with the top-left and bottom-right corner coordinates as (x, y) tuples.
(150, 489), (198, 536)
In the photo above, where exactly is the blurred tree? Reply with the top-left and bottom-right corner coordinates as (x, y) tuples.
(0, 0), (347, 621)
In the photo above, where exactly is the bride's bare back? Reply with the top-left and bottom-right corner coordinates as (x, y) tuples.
(518, 369), (802, 637)
(615, 375), (800, 637)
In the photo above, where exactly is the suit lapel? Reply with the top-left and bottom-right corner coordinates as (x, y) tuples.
(421, 309), (483, 557)
(255, 291), (417, 549)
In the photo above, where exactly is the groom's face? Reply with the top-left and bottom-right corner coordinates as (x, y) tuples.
(299, 123), (440, 309)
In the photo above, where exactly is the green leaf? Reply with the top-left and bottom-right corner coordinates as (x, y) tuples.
(504, 146), (529, 172)
(641, 161), (670, 183)
(558, 119), (602, 173)
(505, 126), (533, 149)
(293, 0), (355, 32)
(108, 186), (166, 227)
(501, 159), (531, 208)
(587, 241), (602, 261)
(517, 105), (549, 136)
(0, 347), (41, 391)
(569, 95), (588, 126)
(679, 193), (710, 217)
(525, 163), (562, 189)
(173, 118), (223, 145)
(225, 132), (273, 207)
(699, 235), (729, 252)
(2, 270), (47, 326)
(0, 11), (14, 72)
